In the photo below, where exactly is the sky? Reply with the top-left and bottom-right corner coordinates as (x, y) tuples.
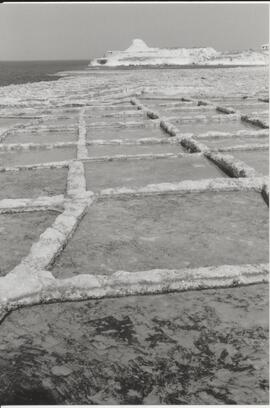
(0, 2), (268, 61)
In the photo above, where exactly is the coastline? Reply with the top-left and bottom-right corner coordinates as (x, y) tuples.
(88, 64), (267, 70)
(0, 60), (89, 88)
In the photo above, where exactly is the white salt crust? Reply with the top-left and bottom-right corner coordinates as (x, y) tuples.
(0, 263), (268, 323)
(215, 144), (269, 152)
(0, 142), (77, 152)
(164, 113), (240, 123)
(195, 129), (269, 139)
(99, 176), (266, 197)
(77, 109), (88, 159)
(0, 195), (65, 214)
(86, 137), (175, 145)
(0, 161), (71, 172)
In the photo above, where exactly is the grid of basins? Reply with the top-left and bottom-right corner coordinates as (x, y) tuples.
(0, 95), (269, 281)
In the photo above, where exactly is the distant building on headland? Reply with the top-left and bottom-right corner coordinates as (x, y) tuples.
(89, 39), (268, 67)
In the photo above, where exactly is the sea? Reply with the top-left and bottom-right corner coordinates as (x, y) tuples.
(0, 60), (89, 87)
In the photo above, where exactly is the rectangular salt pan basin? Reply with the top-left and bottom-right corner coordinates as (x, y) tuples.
(42, 117), (79, 127)
(140, 99), (194, 107)
(85, 115), (145, 125)
(162, 105), (215, 111)
(52, 191), (269, 278)
(0, 117), (31, 129)
(0, 168), (68, 199)
(197, 136), (269, 149)
(161, 108), (221, 118)
(87, 104), (137, 111)
(0, 147), (76, 167)
(226, 105), (268, 116)
(4, 130), (78, 144)
(85, 156), (226, 192)
(208, 97), (259, 105)
(0, 211), (57, 276)
(85, 110), (143, 118)
(231, 150), (269, 175)
(86, 126), (166, 141)
(86, 144), (185, 158)
(174, 120), (261, 135)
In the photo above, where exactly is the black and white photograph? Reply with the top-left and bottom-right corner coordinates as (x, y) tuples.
(0, 1), (269, 406)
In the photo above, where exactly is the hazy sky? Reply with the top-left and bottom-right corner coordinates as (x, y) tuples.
(0, 2), (268, 61)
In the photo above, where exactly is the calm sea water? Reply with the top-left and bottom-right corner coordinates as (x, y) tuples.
(0, 60), (89, 87)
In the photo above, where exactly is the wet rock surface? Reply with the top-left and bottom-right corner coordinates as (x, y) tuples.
(0, 284), (268, 404)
